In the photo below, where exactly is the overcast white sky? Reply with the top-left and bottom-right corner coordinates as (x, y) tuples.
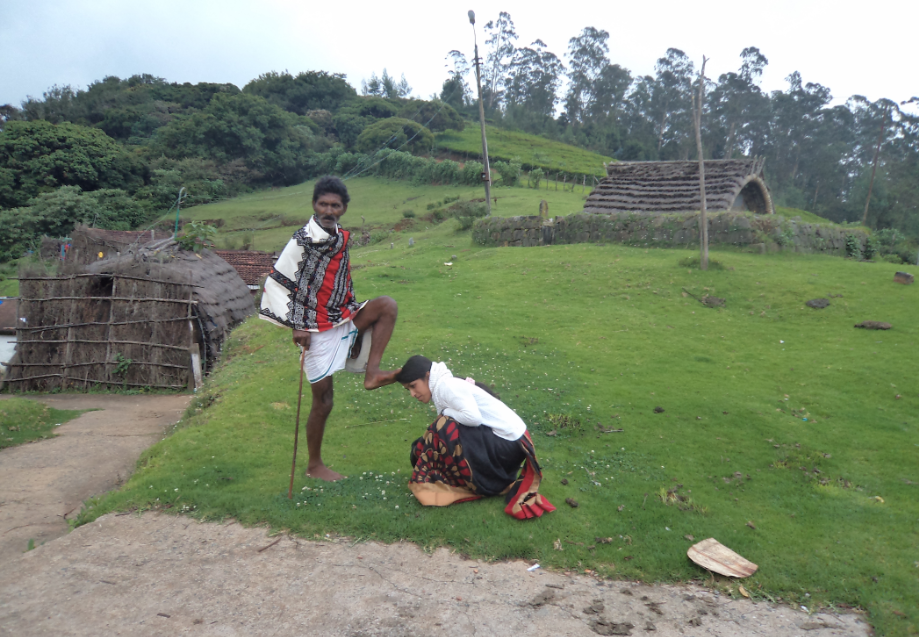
(2, 0), (917, 113)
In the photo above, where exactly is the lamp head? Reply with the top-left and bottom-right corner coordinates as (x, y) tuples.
(468, 10), (475, 25)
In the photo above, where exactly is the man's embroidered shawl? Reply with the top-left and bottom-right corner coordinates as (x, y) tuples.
(259, 217), (363, 332)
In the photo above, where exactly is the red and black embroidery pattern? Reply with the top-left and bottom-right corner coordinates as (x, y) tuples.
(409, 416), (477, 492)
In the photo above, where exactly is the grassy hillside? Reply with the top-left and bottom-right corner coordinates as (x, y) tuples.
(774, 206), (843, 225)
(76, 215), (917, 635)
(436, 125), (612, 177)
(0, 398), (84, 449)
(180, 177), (592, 252)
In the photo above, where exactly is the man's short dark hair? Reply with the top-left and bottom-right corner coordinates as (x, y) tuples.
(313, 176), (350, 205)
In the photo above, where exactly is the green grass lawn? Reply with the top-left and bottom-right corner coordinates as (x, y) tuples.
(775, 206), (849, 226)
(74, 216), (917, 635)
(0, 397), (84, 448)
(436, 125), (612, 177)
(180, 177), (591, 252)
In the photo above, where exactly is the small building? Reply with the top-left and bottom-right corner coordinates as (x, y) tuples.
(5, 241), (253, 392)
(584, 158), (774, 216)
(214, 250), (277, 294)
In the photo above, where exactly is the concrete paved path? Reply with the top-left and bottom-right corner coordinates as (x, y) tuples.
(0, 394), (191, 566)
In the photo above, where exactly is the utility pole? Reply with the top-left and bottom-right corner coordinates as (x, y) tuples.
(469, 10), (492, 216)
(691, 56), (709, 271)
(173, 187), (187, 237)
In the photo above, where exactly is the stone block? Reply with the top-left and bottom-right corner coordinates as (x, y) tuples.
(894, 271), (914, 284)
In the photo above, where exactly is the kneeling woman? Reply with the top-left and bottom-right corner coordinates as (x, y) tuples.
(396, 355), (555, 520)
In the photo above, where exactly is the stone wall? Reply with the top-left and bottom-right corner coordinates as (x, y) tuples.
(472, 211), (869, 256)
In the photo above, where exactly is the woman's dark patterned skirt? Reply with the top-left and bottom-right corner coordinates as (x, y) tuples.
(408, 416), (555, 519)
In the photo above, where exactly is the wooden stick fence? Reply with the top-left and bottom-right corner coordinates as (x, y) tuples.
(8, 272), (201, 391)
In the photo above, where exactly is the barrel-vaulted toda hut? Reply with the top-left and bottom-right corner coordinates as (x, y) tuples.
(5, 240), (253, 392)
(584, 158), (774, 216)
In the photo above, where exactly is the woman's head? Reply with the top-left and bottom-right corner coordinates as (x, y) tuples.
(395, 355), (433, 403)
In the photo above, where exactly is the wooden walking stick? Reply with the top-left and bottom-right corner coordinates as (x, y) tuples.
(288, 349), (306, 499)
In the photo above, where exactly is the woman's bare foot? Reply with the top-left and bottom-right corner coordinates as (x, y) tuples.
(305, 462), (344, 482)
(363, 368), (401, 390)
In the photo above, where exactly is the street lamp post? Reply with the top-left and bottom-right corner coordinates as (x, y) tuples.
(468, 10), (492, 216)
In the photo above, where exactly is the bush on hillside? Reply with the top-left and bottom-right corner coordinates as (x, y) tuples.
(0, 120), (147, 208)
(493, 159), (522, 187)
(355, 118), (434, 155)
(397, 99), (465, 132)
(451, 200), (488, 230)
(153, 93), (316, 185)
(243, 71), (357, 115)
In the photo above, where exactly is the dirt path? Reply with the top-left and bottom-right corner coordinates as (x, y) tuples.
(0, 512), (868, 637)
(0, 394), (191, 566)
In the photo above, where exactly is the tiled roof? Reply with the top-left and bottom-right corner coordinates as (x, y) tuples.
(214, 250), (277, 286)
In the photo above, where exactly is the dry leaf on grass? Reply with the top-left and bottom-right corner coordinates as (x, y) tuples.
(738, 584), (750, 598)
(553, 539), (563, 551)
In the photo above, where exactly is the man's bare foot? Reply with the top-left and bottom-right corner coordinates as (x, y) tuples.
(363, 368), (401, 390)
(305, 463), (344, 482)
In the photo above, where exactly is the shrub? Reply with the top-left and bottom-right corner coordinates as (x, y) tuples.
(461, 161), (485, 186)
(845, 234), (862, 260)
(176, 221), (218, 252)
(451, 200), (488, 231)
(355, 117), (434, 155)
(432, 159), (460, 184)
(402, 210), (415, 218)
(529, 167), (544, 189)
(493, 159), (522, 187)
(863, 235), (879, 260)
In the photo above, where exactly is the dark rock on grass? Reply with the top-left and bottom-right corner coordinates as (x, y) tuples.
(560, 478), (569, 485)
(565, 497), (579, 508)
(854, 321), (892, 330)
(806, 298), (830, 309)
(893, 271), (913, 284)
(590, 619), (635, 635)
(702, 295), (725, 308)
(653, 406), (665, 413)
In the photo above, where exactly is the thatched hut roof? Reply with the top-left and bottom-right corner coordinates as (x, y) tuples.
(85, 242), (254, 367)
(583, 158), (774, 215)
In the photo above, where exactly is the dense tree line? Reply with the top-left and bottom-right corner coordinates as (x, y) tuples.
(442, 13), (919, 239)
(0, 72), (463, 261)
(1, 18), (917, 262)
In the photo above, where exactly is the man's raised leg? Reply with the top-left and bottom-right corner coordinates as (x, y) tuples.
(304, 375), (343, 481)
(352, 295), (399, 390)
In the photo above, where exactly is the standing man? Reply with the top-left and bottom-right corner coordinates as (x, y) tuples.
(260, 176), (399, 481)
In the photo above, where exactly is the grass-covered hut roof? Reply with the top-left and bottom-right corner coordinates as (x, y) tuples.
(583, 158), (774, 215)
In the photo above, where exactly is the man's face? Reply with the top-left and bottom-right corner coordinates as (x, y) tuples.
(313, 193), (347, 231)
